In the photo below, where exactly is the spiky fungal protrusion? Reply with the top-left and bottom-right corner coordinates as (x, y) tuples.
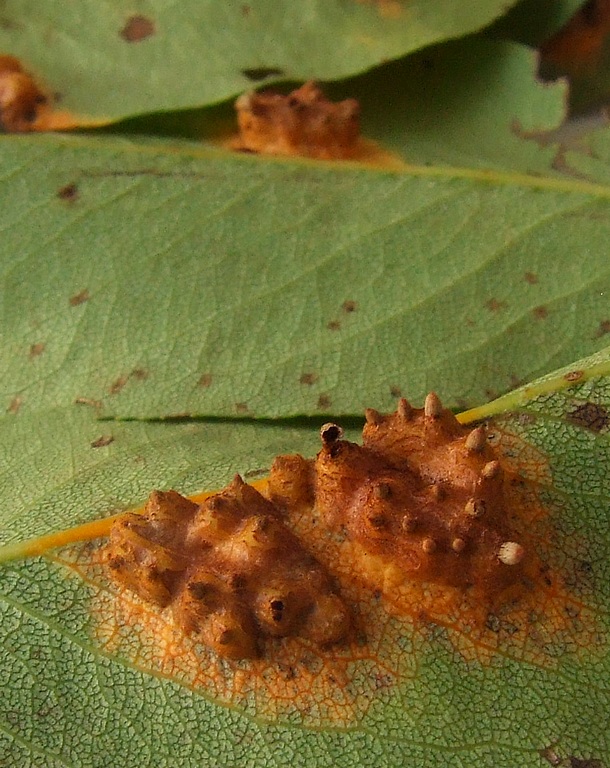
(104, 391), (530, 662)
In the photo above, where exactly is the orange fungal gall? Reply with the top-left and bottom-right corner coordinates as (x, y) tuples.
(101, 393), (546, 664)
(42, 392), (600, 725)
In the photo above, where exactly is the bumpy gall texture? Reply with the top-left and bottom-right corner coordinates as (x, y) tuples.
(234, 81), (360, 159)
(106, 394), (530, 660)
(0, 55), (47, 132)
(105, 475), (350, 659)
(268, 395), (527, 603)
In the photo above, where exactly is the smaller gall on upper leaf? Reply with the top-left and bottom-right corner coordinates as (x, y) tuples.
(0, 55), (48, 132)
(233, 80), (360, 160)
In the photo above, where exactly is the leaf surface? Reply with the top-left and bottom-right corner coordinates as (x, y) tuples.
(1, 351), (609, 767)
(1, 32), (610, 768)
(0, 0), (521, 122)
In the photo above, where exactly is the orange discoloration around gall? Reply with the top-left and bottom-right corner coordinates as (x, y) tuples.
(42, 395), (602, 726)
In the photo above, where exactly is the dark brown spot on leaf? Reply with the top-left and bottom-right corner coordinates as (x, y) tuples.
(91, 435), (114, 449)
(7, 395), (22, 414)
(485, 298), (507, 312)
(29, 342), (45, 358)
(327, 320), (341, 331)
(131, 367), (148, 381)
(594, 319), (610, 338)
(120, 15), (155, 42)
(570, 758), (604, 768)
(57, 182), (78, 202)
(235, 402), (249, 414)
(567, 402), (609, 432)
(539, 745), (562, 766)
(109, 376), (128, 395)
(317, 394), (331, 410)
(241, 4), (251, 16)
(75, 397), (102, 409)
(69, 289), (90, 307)
(300, 372), (317, 386)
(198, 373), (213, 388)
(342, 300), (357, 313)
(533, 305), (548, 320)
(564, 370), (584, 382)
(390, 385), (402, 398)
(524, 272), (538, 284)
(242, 67), (284, 82)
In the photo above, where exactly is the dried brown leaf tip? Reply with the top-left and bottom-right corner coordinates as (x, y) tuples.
(0, 55), (48, 132)
(233, 81), (360, 160)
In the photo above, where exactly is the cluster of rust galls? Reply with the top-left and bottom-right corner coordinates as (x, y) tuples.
(104, 394), (526, 659)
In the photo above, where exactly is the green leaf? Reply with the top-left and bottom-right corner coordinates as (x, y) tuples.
(2, 112), (610, 418)
(1, 30), (610, 767)
(0, 0), (521, 122)
(1, 350), (609, 767)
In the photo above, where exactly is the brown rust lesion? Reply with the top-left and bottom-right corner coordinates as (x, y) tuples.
(104, 393), (538, 661)
(0, 55), (48, 132)
(232, 80), (361, 160)
(105, 476), (351, 659)
(269, 396), (529, 604)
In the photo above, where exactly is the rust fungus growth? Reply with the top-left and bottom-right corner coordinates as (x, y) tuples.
(533, 305), (549, 320)
(120, 15), (155, 43)
(233, 81), (360, 160)
(29, 342), (45, 358)
(0, 54), (47, 131)
(105, 480), (351, 659)
(6, 395), (22, 414)
(317, 394), (332, 410)
(109, 375), (128, 395)
(99, 392), (594, 671)
(595, 319), (610, 338)
(485, 298), (507, 312)
(46, 392), (599, 727)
